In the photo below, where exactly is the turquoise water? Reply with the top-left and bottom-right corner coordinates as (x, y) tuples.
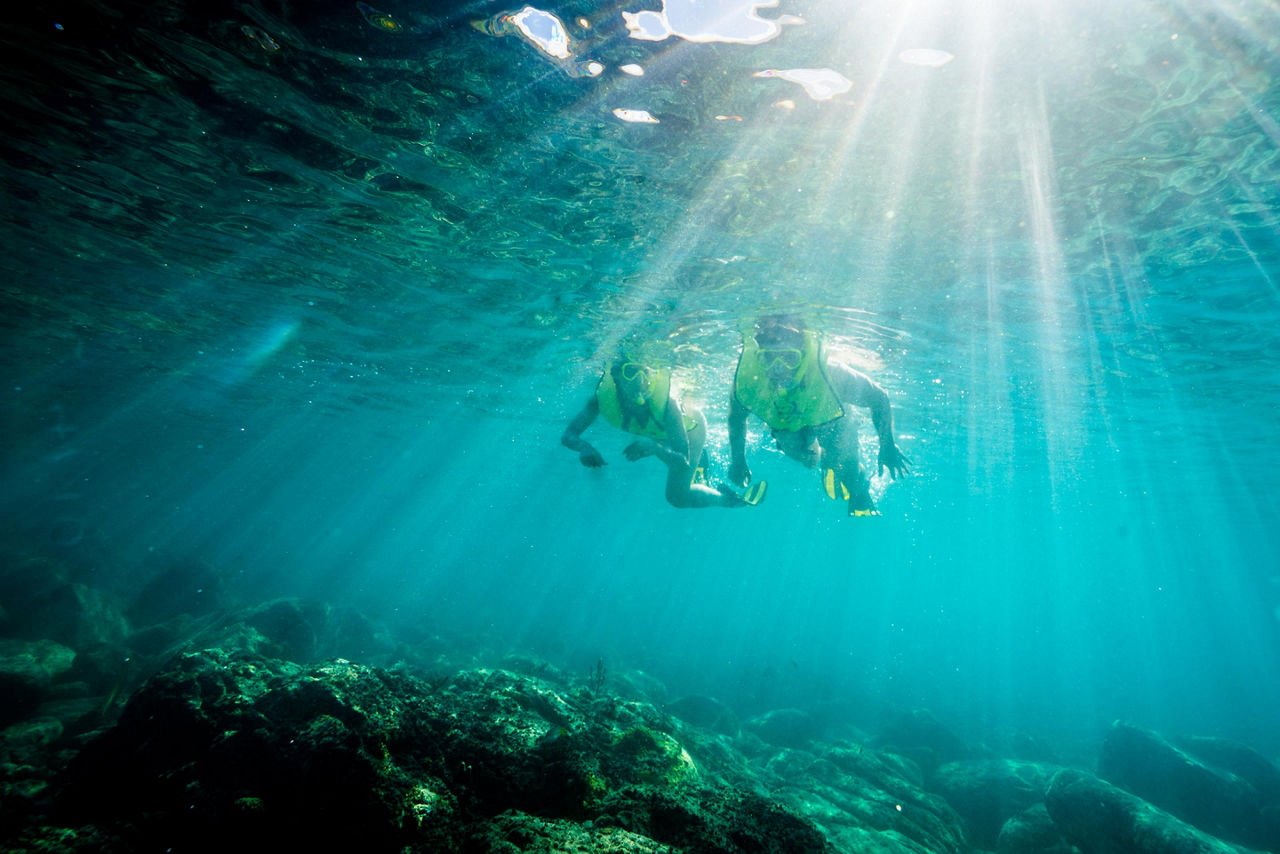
(3, 0), (1279, 764)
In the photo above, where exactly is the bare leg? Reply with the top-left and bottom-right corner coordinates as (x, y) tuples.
(624, 439), (746, 508)
(684, 410), (707, 468)
(818, 415), (875, 514)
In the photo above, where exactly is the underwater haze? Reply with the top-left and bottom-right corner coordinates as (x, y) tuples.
(4, 0), (1280, 792)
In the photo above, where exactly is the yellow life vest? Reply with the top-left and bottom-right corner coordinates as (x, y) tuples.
(596, 364), (695, 440)
(733, 333), (843, 431)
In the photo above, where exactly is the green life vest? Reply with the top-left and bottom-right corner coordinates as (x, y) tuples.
(596, 364), (695, 440)
(733, 333), (844, 431)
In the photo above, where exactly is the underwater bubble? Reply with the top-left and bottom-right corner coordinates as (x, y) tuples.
(620, 64), (645, 76)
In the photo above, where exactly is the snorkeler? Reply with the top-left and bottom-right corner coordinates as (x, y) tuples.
(728, 316), (910, 516)
(563, 356), (766, 509)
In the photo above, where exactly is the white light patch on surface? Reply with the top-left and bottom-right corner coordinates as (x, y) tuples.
(613, 108), (660, 123)
(510, 6), (571, 58)
(620, 63), (645, 76)
(754, 67), (852, 101)
(899, 48), (954, 67)
(623, 0), (785, 45)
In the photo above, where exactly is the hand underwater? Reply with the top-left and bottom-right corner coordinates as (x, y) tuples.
(878, 445), (912, 479)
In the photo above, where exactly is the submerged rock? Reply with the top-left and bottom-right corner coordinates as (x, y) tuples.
(32, 649), (837, 853)
(763, 744), (967, 854)
(1174, 734), (1280, 801)
(471, 809), (676, 853)
(667, 694), (740, 737)
(0, 570), (129, 653)
(745, 708), (821, 749)
(596, 785), (834, 854)
(53, 651), (458, 852)
(873, 709), (978, 778)
(932, 758), (1062, 849)
(0, 639), (76, 727)
(995, 803), (1077, 854)
(1045, 768), (1239, 854)
(1098, 720), (1280, 851)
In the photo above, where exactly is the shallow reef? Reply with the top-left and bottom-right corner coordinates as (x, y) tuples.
(2, 554), (1278, 853)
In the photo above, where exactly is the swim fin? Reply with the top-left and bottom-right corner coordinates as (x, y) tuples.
(827, 467), (879, 516)
(744, 480), (768, 506)
(823, 468), (850, 501)
(847, 491), (880, 517)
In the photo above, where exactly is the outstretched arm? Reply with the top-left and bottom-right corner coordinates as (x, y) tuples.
(561, 397), (606, 467)
(827, 364), (911, 478)
(728, 394), (752, 486)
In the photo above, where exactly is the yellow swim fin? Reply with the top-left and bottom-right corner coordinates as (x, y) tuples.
(744, 480), (768, 506)
(823, 468), (850, 501)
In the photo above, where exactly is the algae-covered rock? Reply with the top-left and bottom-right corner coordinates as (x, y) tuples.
(609, 727), (698, 787)
(472, 810), (676, 853)
(54, 650), (459, 852)
(41, 649), (849, 853)
(932, 758), (1062, 848)
(1045, 767), (1240, 854)
(598, 784), (835, 853)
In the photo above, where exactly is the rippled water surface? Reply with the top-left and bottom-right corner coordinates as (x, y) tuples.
(3, 0), (1280, 754)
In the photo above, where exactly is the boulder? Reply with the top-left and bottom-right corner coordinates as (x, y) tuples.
(1174, 734), (1280, 800)
(769, 745), (968, 854)
(187, 598), (398, 664)
(1098, 721), (1280, 851)
(127, 557), (224, 624)
(996, 803), (1077, 854)
(1045, 768), (1239, 854)
(0, 639), (76, 727)
(0, 571), (129, 652)
(471, 809), (675, 853)
(597, 785), (835, 854)
(873, 709), (977, 778)
(932, 759), (1062, 848)
(1, 716), (64, 768)
(667, 694), (740, 737)
(746, 708), (821, 749)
